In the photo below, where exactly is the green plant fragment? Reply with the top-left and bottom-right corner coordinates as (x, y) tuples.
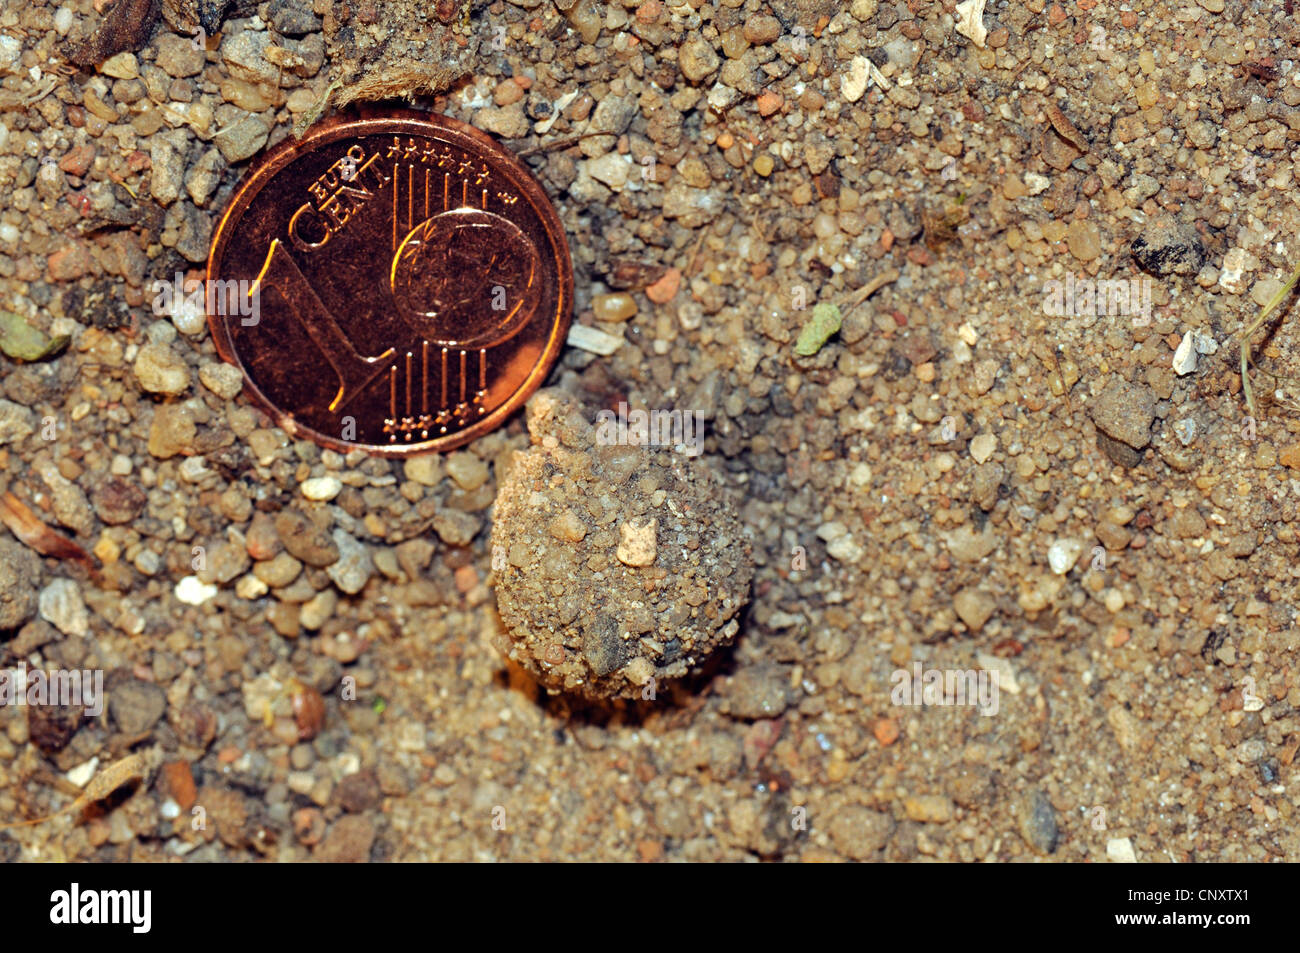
(0, 312), (70, 363)
(794, 302), (843, 357)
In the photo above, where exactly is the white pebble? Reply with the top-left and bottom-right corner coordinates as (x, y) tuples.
(170, 296), (207, 336)
(301, 475), (342, 501)
(1047, 539), (1084, 575)
(66, 757), (99, 788)
(1106, 837), (1137, 863)
(178, 456), (211, 482)
(54, 7), (74, 35)
(841, 56), (871, 103)
(826, 534), (864, 563)
(235, 575), (268, 600)
(1172, 330), (1197, 375)
(39, 579), (89, 636)
(175, 575), (218, 605)
(0, 36), (20, 73)
(567, 323), (623, 356)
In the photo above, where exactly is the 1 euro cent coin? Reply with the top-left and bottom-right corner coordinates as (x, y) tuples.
(205, 109), (574, 456)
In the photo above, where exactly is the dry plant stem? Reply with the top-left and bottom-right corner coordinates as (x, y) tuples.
(513, 132), (613, 158)
(0, 752), (150, 831)
(1240, 258), (1300, 421)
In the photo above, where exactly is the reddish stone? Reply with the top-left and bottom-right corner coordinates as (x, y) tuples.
(157, 761), (197, 811)
(906, 245), (934, 266)
(873, 717), (900, 746)
(645, 267), (681, 304)
(58, 144), (95, 177)
(636, 0), (663, 23)
(756, 90), (783, 117)
(47, 243), (91, 281)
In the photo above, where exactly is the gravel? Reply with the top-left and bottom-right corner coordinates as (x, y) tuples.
(0, 536), (41, 629)
(2, 0), (1297, 865)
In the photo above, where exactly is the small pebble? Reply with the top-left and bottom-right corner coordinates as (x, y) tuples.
(175, 576), (218, 605)
(134, 343), (191, 395)
(969, 433), (997, 463)
(301, 476), (342, 501)
(1047, 539), (1084, 575)
(445, 452), (489, 491)
(616, 518), (658, 567)
(591, 292), (638, 323)
(1106, 836), (1137, 863)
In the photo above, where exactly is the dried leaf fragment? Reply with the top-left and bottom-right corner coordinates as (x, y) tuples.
(1045, 103), (1090, 153)
(0, 491), (98, 572)
(80, 751), (152, 806)
(64, 0), (161, 68)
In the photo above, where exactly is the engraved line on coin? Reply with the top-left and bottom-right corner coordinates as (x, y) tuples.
(291, 146), (390, 254)
(382, 345), (488, 441)
(388, 208), (542, 350)
(250, 239), (394, 414)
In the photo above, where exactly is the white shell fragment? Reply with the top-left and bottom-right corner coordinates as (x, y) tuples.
(535, 90), (579, 135)
(955, 0), (988, 48)
(1172, 331), (1197, 375)
(567, 323), (623, 356)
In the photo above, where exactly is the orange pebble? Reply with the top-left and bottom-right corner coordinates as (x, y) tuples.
(636, 0), (663, 23)
(873, 717), (900, 746)
(454, 564), (479, 594)
(756, 90), (783, 117)
(645, 267), (681, 304)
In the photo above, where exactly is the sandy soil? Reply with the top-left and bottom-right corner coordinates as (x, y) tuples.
(1, 0), (1299, 862)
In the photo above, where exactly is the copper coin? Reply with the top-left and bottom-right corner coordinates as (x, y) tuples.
(206, 109), (573, 456)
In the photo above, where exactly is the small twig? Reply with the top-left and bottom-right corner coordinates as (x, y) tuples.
(1049, 344), (1073, 414)
(1238, 258), (1300, 420)
(838, 267), (899, 315)
(684, 228), (709, 278)
(513, 131), (610, 158)
(0, 752), (151, 832)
